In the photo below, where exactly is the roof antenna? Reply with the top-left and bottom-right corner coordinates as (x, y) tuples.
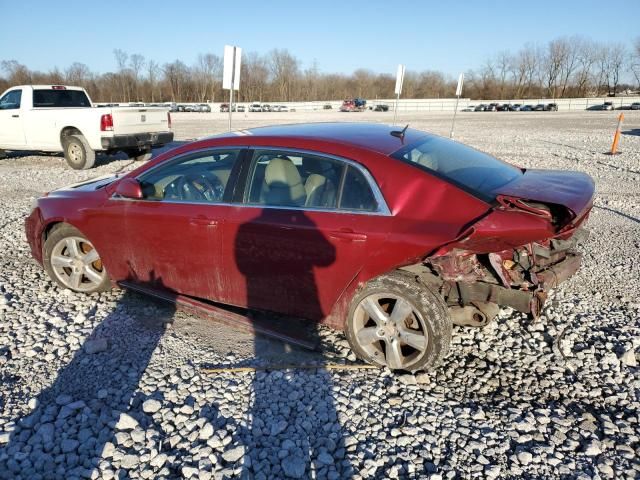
(391, 124), (409, 139)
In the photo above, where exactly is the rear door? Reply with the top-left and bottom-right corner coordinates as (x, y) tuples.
(0, 88), (26, 148)
(220, 148), (392, 321)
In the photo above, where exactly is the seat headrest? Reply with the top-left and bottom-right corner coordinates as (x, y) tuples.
(265, 157), (302, 187)
(416, 153), (438, 170)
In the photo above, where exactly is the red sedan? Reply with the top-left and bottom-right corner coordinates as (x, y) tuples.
(25, 123), (595, 371)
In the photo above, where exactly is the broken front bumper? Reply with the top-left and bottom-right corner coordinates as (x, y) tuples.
(446, 252), (582, 316)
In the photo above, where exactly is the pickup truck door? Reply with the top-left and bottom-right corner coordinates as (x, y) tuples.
(0, 88), (26, 148)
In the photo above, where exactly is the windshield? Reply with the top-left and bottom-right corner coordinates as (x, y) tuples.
(33, 89), (91, 108)
(391, 135), (522, 201)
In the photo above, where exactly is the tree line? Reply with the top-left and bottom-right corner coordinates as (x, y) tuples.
(1, 37), (639, 103)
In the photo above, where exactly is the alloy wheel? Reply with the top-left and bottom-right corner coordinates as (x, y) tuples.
(50, 236), (106, 292)
(352, 293), (428, 370)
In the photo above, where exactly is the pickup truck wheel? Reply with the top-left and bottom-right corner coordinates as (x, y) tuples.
(124, 148), (153, 162)
(0, 149), (6, 159)
(43, 224), (110, 294)
(345, 272), (452, 372)
(63, 134), (96, 170)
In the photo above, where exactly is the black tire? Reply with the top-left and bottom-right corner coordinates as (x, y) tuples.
(345, 272), (452, 372)
(0, 149), (6, 159)
(43, 224), (111, 294)
(63, 134), (96, 170)
(124, 148), (153, 162)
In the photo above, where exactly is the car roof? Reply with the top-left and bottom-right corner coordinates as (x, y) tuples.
(213, 122), (430, 155)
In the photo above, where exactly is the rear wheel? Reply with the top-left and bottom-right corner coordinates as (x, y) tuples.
(345, 272), (452, 372)
(43, 224), (110, 294)
(124, 148), (153, 162)
(63, 134), (95, 170)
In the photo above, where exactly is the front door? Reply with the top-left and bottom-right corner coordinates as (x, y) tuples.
(220, 149), (392, 321)
(0, 89), (25, 148)
(100, 148), (243, 300)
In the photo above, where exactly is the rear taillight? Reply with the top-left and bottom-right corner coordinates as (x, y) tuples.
(100, 113), (113, 131)
(167, 112), (172, 129)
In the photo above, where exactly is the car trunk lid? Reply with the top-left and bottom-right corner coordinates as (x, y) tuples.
(492, 169), (595, 221)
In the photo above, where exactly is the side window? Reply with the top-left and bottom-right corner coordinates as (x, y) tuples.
(138, 150), (240, 203)
(246, 150), (343, 209)
(339, 166), (378, 212)
(0, 90), (21, 110)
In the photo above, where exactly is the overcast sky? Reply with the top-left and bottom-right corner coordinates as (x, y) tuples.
(2, 0), (638, 77)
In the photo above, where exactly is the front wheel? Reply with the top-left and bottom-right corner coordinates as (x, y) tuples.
(345, 272), (452, 372)
(43, 224), (111, 294)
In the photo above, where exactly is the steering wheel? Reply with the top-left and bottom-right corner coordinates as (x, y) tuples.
(170, 173), (224, 202)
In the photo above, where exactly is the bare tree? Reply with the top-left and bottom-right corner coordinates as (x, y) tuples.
(147, 60), (159, 102)
(113, 49), (130, 102)
(129, 54), (145, 101)
(631, 37), (640, 88)
(574, 39), (597, 96)
(269, 49), (299, 101)
(541, 40), (564, 99)
(605, 43), (627, 96)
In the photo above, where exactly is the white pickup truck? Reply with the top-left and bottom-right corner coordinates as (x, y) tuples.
(0, 85), (174, 169)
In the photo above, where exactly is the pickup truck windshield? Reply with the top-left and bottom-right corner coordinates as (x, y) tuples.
(33, 89), (91, 108)
(390, 135), (522, 201)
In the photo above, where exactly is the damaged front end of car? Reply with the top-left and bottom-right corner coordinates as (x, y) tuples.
(403, 185), (593, 327)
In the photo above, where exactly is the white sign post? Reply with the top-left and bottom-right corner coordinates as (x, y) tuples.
(449, 73), (464, 138)
(223, 45), (242, 131)
(393, 64), (405, 125)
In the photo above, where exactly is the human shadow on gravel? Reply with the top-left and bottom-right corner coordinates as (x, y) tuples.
(0, 272), (174, 480)
(234, 202), (355, 479)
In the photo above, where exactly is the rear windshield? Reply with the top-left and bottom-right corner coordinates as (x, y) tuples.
(33, 89), (91, 108)
(391, 135), (522, 201)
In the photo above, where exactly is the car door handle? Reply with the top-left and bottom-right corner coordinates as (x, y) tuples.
(189, 216), (218, 227)
(328, 229), (367, 242)
(11, 114), (19, 118)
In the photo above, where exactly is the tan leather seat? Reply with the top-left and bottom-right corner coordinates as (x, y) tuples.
(302, 156), (337, 207)
(264, 157), (306, 206)
(416, 152), (438, 170)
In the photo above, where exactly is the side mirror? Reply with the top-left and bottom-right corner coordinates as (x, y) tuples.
(115, 178), (143, 199)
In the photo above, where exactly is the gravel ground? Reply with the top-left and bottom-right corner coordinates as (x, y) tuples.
(0, 111), (639, 479)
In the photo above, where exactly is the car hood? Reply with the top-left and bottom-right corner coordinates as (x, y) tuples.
(492, 169), (595, 218)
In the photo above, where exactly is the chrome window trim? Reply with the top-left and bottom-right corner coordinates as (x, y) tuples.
(111, 145), (392, 217)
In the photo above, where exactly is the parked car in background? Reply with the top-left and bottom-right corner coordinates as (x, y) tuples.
(195, 104), (211, 113)
(323, 103), (332, 110)
(474, 104), (487, 112)
(521, 105), (534, 111)
(373, 104), (390, 112)
(272, 105), (289, 112)
(485, 103), (498, 112)
(262, 104), (272, 112)
(237, 105), (246, 112)
(163, 103), (178, 112)
(0, 85), (172, 169)
(26, 122), (594, 372)
(497, 104), (510, 111)
(461, 105), (475, 112)
(220, 103), (235, 112)
(631, 102), (640, 110)
(546, 103), (558, 111)
(249, 103), (262, 112)
(602, 102), (614, 111)
(509, 104), (522, 111)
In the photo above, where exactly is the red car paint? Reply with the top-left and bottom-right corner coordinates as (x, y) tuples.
(25, 123), (595, 329)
